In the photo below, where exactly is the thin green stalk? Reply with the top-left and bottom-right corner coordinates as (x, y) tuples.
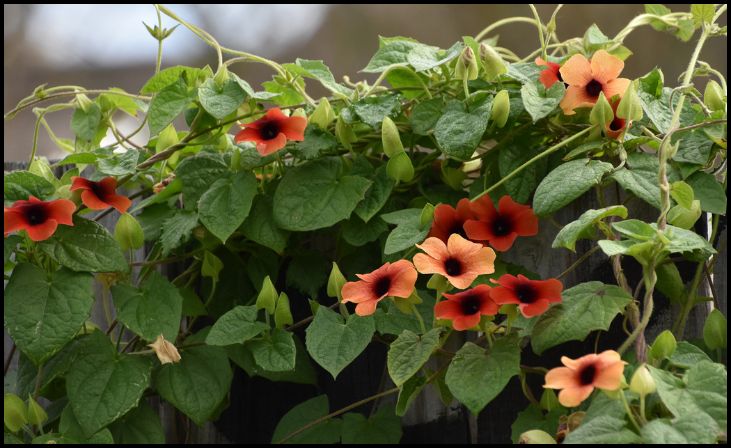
(154, 5), (164, 74)
(410, 302), (427, 334)
(475, 16), (547, 41)
(620, 390), (642, 432)
(528, 4), (547, 60)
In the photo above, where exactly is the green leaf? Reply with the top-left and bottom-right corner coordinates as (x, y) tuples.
(655, 262), (685, 303)
(198, 78), (246, 119)
(96, 148), (139, 177)
(148, 77), (195, 136)
(341, 406), (402, 444)
(4, 171), (56, 202)
(342, 215), (389, 247)
(686, 171), (726, 214)
(140, 66), (201, 94)
(59, 406), (114, 444)
(248, 329), (296, 372)
(691, 4), (715, 26)
(410, 98), (445, 135)
(38, 216), (128, 272)
(354, 166), (395, 222)
(670, 180), (695, 208)
(510, 404), (564, 444)
(612, 219), (656, 241)
(294, 58), (353, 96)
(108, 401), (165, 444)
(271, 395), (342, 444)
(160, 210), (199, 256)
(445, 335), (520, 414)
(175, 153), (228, 209)
(363, 38), (427, 73)
(533, 159), (614, 216)
(387, 328), (441, 387)
(4, 264), (93, 364)
(531, 282), (632, 354)
(206, 305), (268, 346)
(98, 88), (141, 117)
(649, 362), (727, 435)
(292, 127), (338, 160)
(521, 81), (565, 122)
(506, 62), (543, 84)
(228, 336), (316, 385)
(382, 208), (430, 255)
(198, 171), (257, 243)
(673, 128), (714, 165)
(703, 309), (727, 350)
(434, 110), (487, 161)
(111, 271), (183, 342)
(4, 234), (22, 266)
(638, 83), (695, 133)
(374, 297), (435, 336)
(240, 196), (289, 253)
(351, 94), (402, 128)
(668, 341), (712, 368)
(498, 139), (548, 204)
(154, 345), (233, 425)
(563, 415), (640, 444)
(273, 157), (372, 231)
(641, 413), (719, 444)
(71, 104), (102, 141)
(662, 223), (716, 256)
(305, 307), (375, 379)
(66, 332), (152, 437)
(552, 206), (628, 251)
(286, 251), (331, 298)
(583, 24), (612, 51)
(396, 375), (426, 416)
(611, 152), (664, 209)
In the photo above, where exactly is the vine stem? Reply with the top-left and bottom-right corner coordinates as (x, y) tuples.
(475, 17), (548, 42)
(528, 4), (547, 61)
(472, 125), (596, 201)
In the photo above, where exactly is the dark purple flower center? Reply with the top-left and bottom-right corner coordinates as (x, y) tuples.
(373, 276), (391, 297)
(260, 121), (281, 140)
(556, 70), (564, 83)
(449, 221), (468, 239)
(460, 295), (482, 316)
(24, 204), (48, 226)
(609, 118), (625, 131)
(579, 364), (597, 386)
(585, 79), (603, 98)
(444, 258), (463, 276)
(90, 182), (109, 202)
(514, 283), (537, 304)
(492, 215), (512, 236)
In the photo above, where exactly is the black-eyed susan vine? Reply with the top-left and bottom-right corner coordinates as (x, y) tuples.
(3, 4), (727, 444)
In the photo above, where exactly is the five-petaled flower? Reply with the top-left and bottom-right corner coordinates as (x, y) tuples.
(414, 234), (496, 289)
(4, 196), (76, 241)
(341, 260), (418, 316)
(70, 176), (131, 213)
(543, 350), (626, 407)
(490, 274), (562, 317)
(559, 50), (630, 115)
(535, 57), (564, 89)
(428, 198), (475, 244)
(435, 284), (497, 331)
(234, 108), (307, 156)
(464, 195), (539, 252)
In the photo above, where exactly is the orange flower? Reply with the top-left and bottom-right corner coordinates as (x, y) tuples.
(464, 195), (538, 252)
(428, 198), (475, 244)
(4, 196), (76, 241)
(535, 57), (563, 89)
(604, 100), (628, 140)
(490, 274), (562, 318)
(543, 350), (627, 407)
(435, 284), (497, 331)
(559, 50), (630, 115)
(234, 108), (307, 156)
(413, 234), (496, 289)
(70, 176), (131, 213)
(341, 260), (417, 316)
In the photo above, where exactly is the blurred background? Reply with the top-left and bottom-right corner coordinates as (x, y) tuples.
(4, 4), (727, 162)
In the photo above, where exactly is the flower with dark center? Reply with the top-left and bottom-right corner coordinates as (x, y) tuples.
(235, 107), (307, 156)
(558, 50), (630, 115)
(464, 195), (538, 252)
(4, 195), (76, 241)
(413, 234), (496, 290)
(543, 350), (626, 407)
(604, 99), (629, 140)
(490, 273), (563, 318)
(435, 284), (497, 331)
(535, 57), (566, 89)
(70, 176), (131, 213)
(428, 198), (475, 244)
(341, 260), (417, 316)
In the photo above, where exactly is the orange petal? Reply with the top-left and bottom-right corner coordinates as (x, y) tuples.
(602, 78), (631, 102)
(489, 286), (520, 305)
(446, 273), (477, 290)
(280, 116), (308, 141)
(544, 366), (577, 389)
(535, 278), (564, 303)
(455, 198), (474, 221)
(434, 300), (462, 320)
(26, 220), (59, 242)
(81, 190), (111, 210)
(69, 176), (92, 192)
(47, 199), (76, 226)
(558, 385), (594, 407)
(447, 233), (483, 259)
(590, 50), (624, 84)
(416, 236), (449, 260)
(519, 300), (550, 318)
(354, 299), (378, 316)
(452, 314), (481, 331)
(106, 194), (132, 214)
(388, 260), (417, 298)
(413, 253), (444, 276)
(256, 133), (287, 156)
(560, 85), (596, 115)
(597, 350), (622, 363)
(462, 246), (496, 278)
(593, 360), (626, 390)
(559, 53), (593, 86)
(463, 220), (492, 242)
(486, 233), (518, 252)
(341, 280), (377, 304)
(235, 127), (265, 144)
(4, 209), (25, 234)
(469, 195), (498, 221)
(512, 209), (539, 236)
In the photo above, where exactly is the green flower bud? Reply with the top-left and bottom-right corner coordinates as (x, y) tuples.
(601, 388), (623, 400)
(478, 43), (507, 81)
(617, 80), (643, 121)
(274, 292), (293, 329)
(455, 47), (479, 81)
(441, 166), (466, 190)
(213, 66), (230, 89)
(26, 396), (48, 427)
(29, 157), (58, 186)
(75, 93), (94, 113)
(256, 276), (278, 315)
(156, 124), (179, 153)
(55, 184), (73, 200)
(519, 429), (557, 444)
(419, 203), (435, 230)
(703, 309), (727, 350)
(540, 388), (562, 412)
(590, 92), (614, 127)
(201, 251), (224, 282)
(114, 213), (144, 251)
(703, 80), (726, 111)
(667, 200), (701, 229)
(670, 181), (695, 209)
(392, 296), (413, 315)
(386, 152), (415, 182)
(629, 364), (656, 397)
(291, 108), (307, 119)
(4, 393), (27, 433)
(310, 97), (335, 130)
(427, 273), (449, 291)
(406, 290), (423, 305)
(491, 90), (511, 128)
(649, 330), (677, 361)
(335, 115), (357, 149)
(327, 262), (347, 301)
(381, 116), (405, 158)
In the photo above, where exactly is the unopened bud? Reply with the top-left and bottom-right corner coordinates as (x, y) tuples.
(427, 274), (449, 291)
(336, 115), (357, 149)
(703, 309), (727, 350)
(519, 429), (557, 444)
(539, 388), (562, 412)
(590, 92), (613, 127)
(4, 393), (28, 433)
(381, 116), (405, 157)
(386, 152), (415, 182)
(617, 81), (643, 121)
(256, 276), (278, 315)
(491, 90), (511, 128)
(291, 108), (307, 119)
(310, 97), (335, 130)
(455, 47), (479, 81)
(75, 93), (94, 113)
(327, 262), (347, 301)
(274, 292), (293, 329)
(704, 80), (726, 111)
(114, 213), (144, 251)
(667, 200), (701, 229)
(479, 43), (507, 81)
(419, 203), (435, 230)
(629, 364), (656, 397)
(649, 330), (677, 361)
(213, 66), (230, 89)
(147, 334), (182, 365)
(26, 396), (48, 427)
